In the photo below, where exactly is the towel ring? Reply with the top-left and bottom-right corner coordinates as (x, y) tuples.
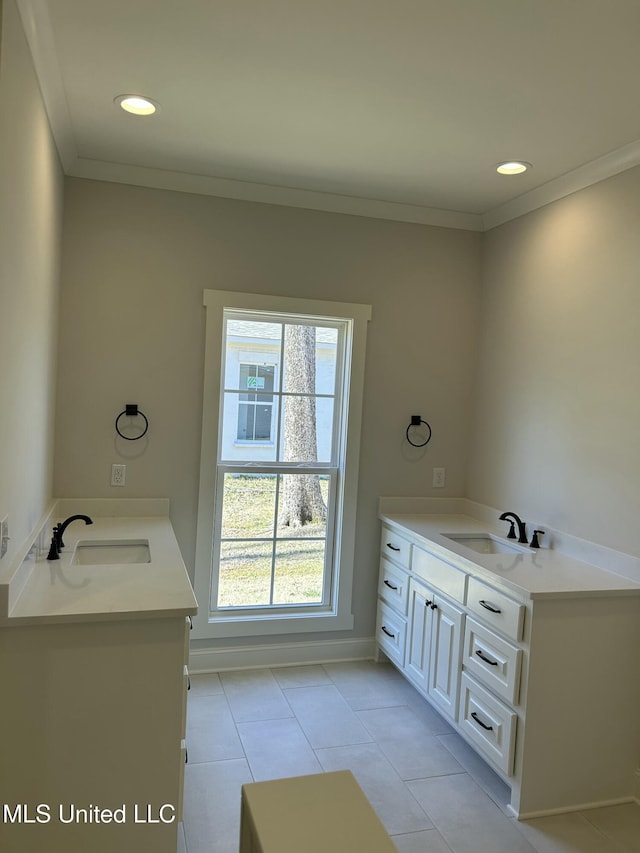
(115, 404), (149, 441)
(406, 415), (432, 448)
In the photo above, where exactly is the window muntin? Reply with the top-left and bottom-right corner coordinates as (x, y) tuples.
(213, 310), (342, 613)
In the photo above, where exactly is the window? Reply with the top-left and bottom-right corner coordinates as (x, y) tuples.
(236, 362), (275, 442)
(193, 290), (371, 639)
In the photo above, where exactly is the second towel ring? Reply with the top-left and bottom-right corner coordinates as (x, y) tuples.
(115, 404), (149, 441)
(406, 415), (432, 448)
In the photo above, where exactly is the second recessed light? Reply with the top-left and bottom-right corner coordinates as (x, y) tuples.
(114, 94), (159, 116)
(496, 161), (531, 175)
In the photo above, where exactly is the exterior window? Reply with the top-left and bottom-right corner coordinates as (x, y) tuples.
(237, 363), (275, 442)
(193, 290), (371, 639)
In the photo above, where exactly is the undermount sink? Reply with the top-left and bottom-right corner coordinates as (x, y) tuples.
(442, 533), (525, 555)
(72, 539), (151, 565)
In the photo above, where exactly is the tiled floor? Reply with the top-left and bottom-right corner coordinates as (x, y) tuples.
(180, 660), (640, 853)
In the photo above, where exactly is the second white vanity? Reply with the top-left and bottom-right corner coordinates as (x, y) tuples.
(0, 499), (197, 853)
(376, 505), (640, 818)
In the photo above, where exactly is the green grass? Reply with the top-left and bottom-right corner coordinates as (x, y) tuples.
(217, 475), (328, 607)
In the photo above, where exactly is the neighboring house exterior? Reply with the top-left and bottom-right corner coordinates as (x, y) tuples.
(221, 320), (337, 462)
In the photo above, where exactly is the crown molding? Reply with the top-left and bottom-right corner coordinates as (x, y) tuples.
(16, 0), (640, 233)
(16, 0), (76, 172)
(68, 157), (484, 231)
(483, 138), (640, 230)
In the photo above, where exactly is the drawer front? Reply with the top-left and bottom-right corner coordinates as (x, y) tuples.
(463, 618), (522, 705)
(459, 673), (517, 776)
(466, 577), (524, 642)
(378, 557), (410, 615)
(380, 526), (411, 569)
(412, 547), (466, 603)
(376, 601), (407, 666)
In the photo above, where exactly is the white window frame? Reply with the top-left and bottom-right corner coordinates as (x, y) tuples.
(192, 290), (371, 640)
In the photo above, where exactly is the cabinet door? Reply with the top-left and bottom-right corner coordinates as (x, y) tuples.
(427, 595), (464, 721)
(406, 578), (434, 689)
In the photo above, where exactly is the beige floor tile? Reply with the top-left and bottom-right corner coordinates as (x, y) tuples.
(582, 803), (640, 852)
(271, 664), (332, 688)
(186, 693), (244, 763)
(284, 683), (373, 748)
(183, 758), (253, 853)
(392, 828), (454, 852)
(408, 773), (536, 853)
(316, 742), (434, 836)
(514, 810), (627, 852)
(188, 672), (224, 696)
(236, 717), (323, 781)
(220, 668), (293, 722)
(357, 705), (464, 780)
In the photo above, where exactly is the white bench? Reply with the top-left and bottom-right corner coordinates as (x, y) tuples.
(239, 770), (397, 853)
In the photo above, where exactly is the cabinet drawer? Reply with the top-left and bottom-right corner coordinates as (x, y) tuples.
(376, 601), (407, 667)
(412, 547), (466, 603)
(380, 526), (411, 569)
(466, 577), (524, 641)
(463, 618), (522, 705)
(378, 557), (410, 615)
(459, 673), (517, 776)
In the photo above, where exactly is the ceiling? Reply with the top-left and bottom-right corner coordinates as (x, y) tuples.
(16, 0), (640, 230)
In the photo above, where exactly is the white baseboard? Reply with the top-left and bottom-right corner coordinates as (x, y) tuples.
(188, 636), (376, 673)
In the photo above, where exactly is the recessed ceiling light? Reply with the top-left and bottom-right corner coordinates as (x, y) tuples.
(496, 161), (531, 175)
(114, 94), (159, 116)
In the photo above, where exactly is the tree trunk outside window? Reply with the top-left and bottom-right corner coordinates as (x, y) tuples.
(280, 325), (326, 527)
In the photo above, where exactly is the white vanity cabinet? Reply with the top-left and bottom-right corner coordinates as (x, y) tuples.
(376, 518), (640, 819)
(406, 576), (464, 721)
(0, 615), (190, 853)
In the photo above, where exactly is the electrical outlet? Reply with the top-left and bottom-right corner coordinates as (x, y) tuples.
(1, 516), (9, 559)
(111, 464), (126, 487)
(432, 467), (446, 488)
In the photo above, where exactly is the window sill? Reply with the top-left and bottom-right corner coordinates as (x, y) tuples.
(191, 609), (355, 640)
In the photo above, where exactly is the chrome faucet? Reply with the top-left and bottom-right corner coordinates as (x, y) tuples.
(47, 514), (93, 560)
(499, 511), (528, 544)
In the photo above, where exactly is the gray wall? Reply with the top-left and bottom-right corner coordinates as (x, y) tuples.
(54, 177), (482, 638)
(468, 165), (640, 558)
(0, 0), (63, 566)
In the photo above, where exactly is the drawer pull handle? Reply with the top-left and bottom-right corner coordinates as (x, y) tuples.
(187, 616), (193, 629)
(479, 600), (502, 614)
(386, 543), (401, 552)
(383, 580), (399, 591)
(475, 649), (498, 666)
(471, 711), (494, 731)
(381, 625), (396, 639)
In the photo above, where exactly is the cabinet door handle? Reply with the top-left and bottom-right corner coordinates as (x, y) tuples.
(471, 712), (493, 731)
(479, 600), (501, 614)
(475, 649), (498, 666)
(187, 616), (193, 629)
(383, 580), (399, 591)
(386, 543), (401, 552)
(430, 602), (438, 610)
(381, 625), (395, 639)
(425, 599), (432, 608)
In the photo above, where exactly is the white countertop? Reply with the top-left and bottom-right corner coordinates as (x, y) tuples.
(4, 515), (198, 625)
(380, 512), (640, 600)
